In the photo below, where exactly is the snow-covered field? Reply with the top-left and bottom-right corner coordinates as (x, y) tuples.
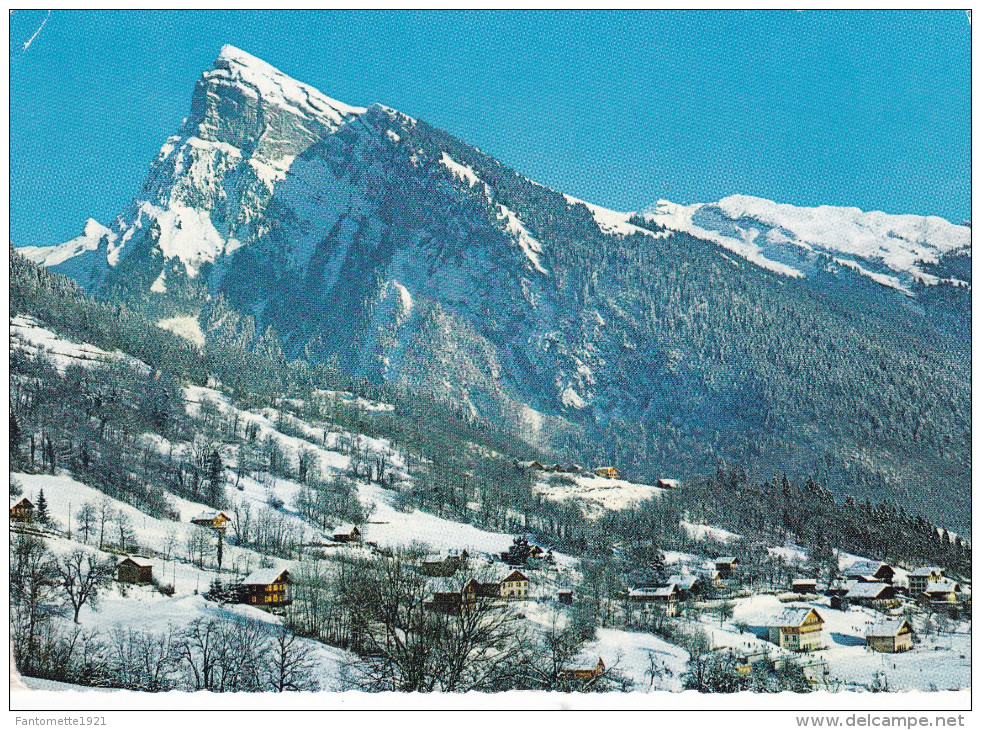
(533, 473), (665, 517)
(10, 314), (150, 374)
(694, 593), (970, 692)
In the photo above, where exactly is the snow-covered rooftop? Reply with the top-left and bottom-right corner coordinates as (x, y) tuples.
(771, 607), (821, 627)
(241, 568), (289, 586)
(844, 582), (891, 599)
(867, 619), (911, 637)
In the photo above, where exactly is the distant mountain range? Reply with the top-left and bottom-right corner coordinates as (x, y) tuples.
(19, 45), (972, 529)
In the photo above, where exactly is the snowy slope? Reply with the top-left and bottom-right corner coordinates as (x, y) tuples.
(639, 195), (971, 294)
(533, 473), (665, 518)
(10, 315), (151, 375)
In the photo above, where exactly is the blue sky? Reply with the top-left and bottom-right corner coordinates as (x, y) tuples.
(9, 10), (971, 248)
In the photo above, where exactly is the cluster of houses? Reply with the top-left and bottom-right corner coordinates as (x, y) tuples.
(188, 509), (363, 546)
(514, 460), (587, 475)
(115, 553), (293, 608)
(791, 560), (967, 611)
(768, 607), (915, 655)
(426, 570), (530, 613)
(512, 461), (679, 489)
(625, 557), (739, 614)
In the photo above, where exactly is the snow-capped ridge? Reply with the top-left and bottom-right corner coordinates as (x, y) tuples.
(212, 44), (366, 124)
(639, 195), (971, 292)
(19, 219), (112, 268)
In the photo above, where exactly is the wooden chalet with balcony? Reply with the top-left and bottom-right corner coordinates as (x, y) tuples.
(191, 510), (232, 532)
(845, 560), (894, 584)
(10, 498), (35, 523)
(239, 568), (291, 608)
(921, 579), (960, 604)
(769, 607), (826, 652)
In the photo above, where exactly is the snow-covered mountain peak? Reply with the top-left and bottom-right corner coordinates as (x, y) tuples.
(210, 45), (366, 125)
(639, 195), (971, 293)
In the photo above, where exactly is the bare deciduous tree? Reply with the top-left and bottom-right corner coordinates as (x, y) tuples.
(55, 549), (113, 623)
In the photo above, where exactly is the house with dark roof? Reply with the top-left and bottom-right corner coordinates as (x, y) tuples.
(500, 570), (529, 599)
(715, 556), (739, 579)
(10, 498), (34, 523)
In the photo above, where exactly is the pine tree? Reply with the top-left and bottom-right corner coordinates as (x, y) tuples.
(207, 449), (224, 507)
(36, 489), (49, 525)
(10, 412), (22, 463)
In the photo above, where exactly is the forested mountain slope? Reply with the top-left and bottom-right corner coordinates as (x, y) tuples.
(18, 46), (971, 530)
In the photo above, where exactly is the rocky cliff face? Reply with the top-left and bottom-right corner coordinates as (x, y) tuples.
(20, 46), (972, 526)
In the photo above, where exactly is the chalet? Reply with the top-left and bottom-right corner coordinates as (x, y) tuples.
(500, 570), (529, 599)
(667, 574), (700, 598)
(558, 658), (605, 682)
(117, 557), (153, 585)
(922, 579), (960, 604)
(593, 466), (619, 479)
(697, 567), (723, 588)
(846, 560), (894, 584)
(627, 584), (678, 615)
(844, 582), (897, 608)
(715, 556), (739, 579)
(866, 619), (914, 653)
(420, 550), (469, 577)
(240, 568), (291, 608)
(528, 544), (546, 559)
(568, 464), (584, 474)
(557, 589), (574, 605)
(9, 498), (35, 523)
(792, 579), (818, 594)
(657, 478), (679, 489)
(191, 510), (232, 532)
(332, 524), (361, 543)
(428, 578), (498, 614)
(908, 567), (944, 596)
(769, 607), (826, 652)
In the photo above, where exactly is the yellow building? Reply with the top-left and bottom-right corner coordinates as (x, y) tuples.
(769, 607), (826, 652)
(594, 466), (619, 479)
